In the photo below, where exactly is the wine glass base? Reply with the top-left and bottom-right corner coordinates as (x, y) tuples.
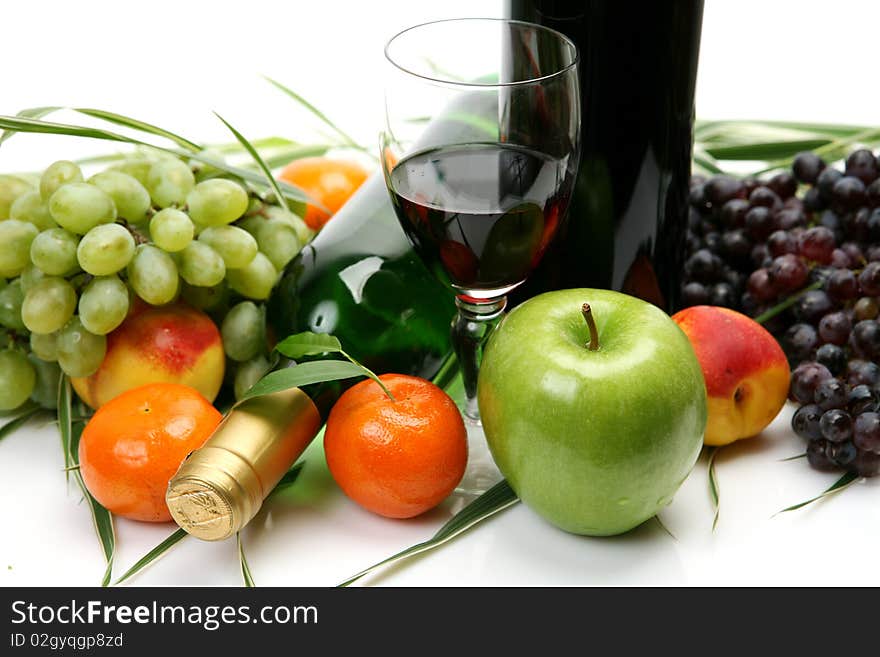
(451, 420), (503, 506)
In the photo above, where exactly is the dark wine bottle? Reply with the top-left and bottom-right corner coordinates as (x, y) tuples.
(507, 0), (704, 311)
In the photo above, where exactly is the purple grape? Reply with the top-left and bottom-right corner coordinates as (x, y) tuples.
(749, 186), (782, 210)
(681, 281), (709, 306)
(798, 226), (836, 264)
(792, 151), (826, 184)
(827, 440), (858, 466)
(867, 244), (880, 262)
(867, 179), (880, 208)
(768, 254), (808, 292)
(720, 229), (752, 261)
(751, 243), (772, 269)
(768, 172), (798, 199)
(853, 412), (880, 453)
(690, 182), (710, 210)
(851, 319), (880, 358)
(814, 378), (849, 411)
(847, 360), (880, 386)
(747, 268), (778, 302)
(792, 403), (823, 441)
(830, 249), (851, 268)
(784, 323), (818, 362)
(745, 206), (775, 241)
(774, 207), (807, 231)
(790, 361), (833, 403)
(767, 230), (797, 257)
(802, 186), (824, 211)
(825, 268), (859, 302)
(868, 208), (880, 242)
(703, 231), (722, 252)
(708, 282), (737, 308)
(844, 208), (871, 242)
(817, 168), (843, 200)
(839, 241), (865, 266)
(847, 384), (879, 415)
(852, 450), (880, 477)
(815, 343), (847, 376)
(844, 148), (878, 186)
(832, 176), (867, 211)
(820, 408), (853, 443)
(858, 262), (880, 296)
(795, 290), (833, 324)
(807, 439), (837, 471)
(720, 198), (750, 228)
(686, 249), (721, 283)
(705, 175), (746, 206)
(817, 311), (851, 345)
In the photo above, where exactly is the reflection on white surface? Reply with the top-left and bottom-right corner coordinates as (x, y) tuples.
(2, 404), (880, 586)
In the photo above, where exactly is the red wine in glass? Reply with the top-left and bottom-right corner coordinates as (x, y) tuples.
(389, 142), (576, 298)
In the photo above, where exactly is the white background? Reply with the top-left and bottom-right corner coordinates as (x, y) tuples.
(2, 0), (880, 586)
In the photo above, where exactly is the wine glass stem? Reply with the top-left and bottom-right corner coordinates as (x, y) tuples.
(451, 295), (507, 422)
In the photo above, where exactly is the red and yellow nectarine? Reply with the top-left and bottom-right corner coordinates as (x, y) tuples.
(71, 304), (225, 409)
(672, 305), (790, 446)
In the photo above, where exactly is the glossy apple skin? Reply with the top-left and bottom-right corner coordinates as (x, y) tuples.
(72, 304), (225, 409)
(478, 289), (706, 536)
(672, 305), (790, 447)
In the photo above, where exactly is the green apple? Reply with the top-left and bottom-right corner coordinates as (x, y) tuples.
(477, 288), (706, 536)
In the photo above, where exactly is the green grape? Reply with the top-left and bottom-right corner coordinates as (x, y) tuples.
(39, 160), (83, 201)
(0, 350), (36, 411)
(78, 276), (129, 335)
(149, 208), (194, 252)
(263, 205), (315, 245)
(197, 225), (258, 269)
(225, 252), (277, 300)
(9, 190), (56, 230)
(76, 223), (136, 275)
(0, 174), (35, 220)
(0, 219), (39, 277)
(178, 241), (225, 287)
(21, 277), (77, 334)
(0, 280), (26, 330)
(186, 179), (249, 226)
(88, 170), (151, 223)
(109, 158), (153, 186)
(233, 355), (271, 400)
(189, 148), (227, 180)
(28, 355), (61, 410)
(180, 280), (227, 311)
(146, 158), (195, 208)
(127, 244), (179, 305)
(30, 331), (59, 361)
(19, 263), (47, 293)
(221, 301), (264, 362)
(56, 316), (106, 378)
(29, 227), (80, 276)
(48, 182), (117, 234)
(255, 217), (302, 271)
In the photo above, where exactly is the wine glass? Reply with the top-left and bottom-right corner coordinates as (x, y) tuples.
(382, 18), (580, 422)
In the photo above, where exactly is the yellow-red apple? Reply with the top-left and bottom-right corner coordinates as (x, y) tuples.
(72, 303), (224, 409)
(672, 305), (790, 446)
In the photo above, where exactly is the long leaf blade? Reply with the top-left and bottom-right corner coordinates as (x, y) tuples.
(0, 114), (314, 206)
(0, 106), (61, 145)
(237, 533), (255, 587)
(0, 405), (45, 442)
(242, 360), (365, 400)
(338, 480), (519, 587)
(214, 112), (291, 213)
(706, 446), (720, 532)
(275, 331), (343, 359)
(776, 471), (859, 515)
(264, 76), (361, 149)
(114, 528), (189, 586)
(75, 108), (202, 151)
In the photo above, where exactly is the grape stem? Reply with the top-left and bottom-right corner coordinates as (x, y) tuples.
(582, 303), (600, 351)
(754, 279), (823, 325)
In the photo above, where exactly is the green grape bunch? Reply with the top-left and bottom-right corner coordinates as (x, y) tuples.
(0, 153), (315, 412)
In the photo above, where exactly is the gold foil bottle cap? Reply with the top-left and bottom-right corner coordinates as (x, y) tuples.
(167, 387), (321, 541)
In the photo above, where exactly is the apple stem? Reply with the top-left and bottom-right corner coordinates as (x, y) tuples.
(582, 303), (600, 351)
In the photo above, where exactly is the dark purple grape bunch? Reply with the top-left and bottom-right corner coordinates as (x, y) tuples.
(684, 147), (880, 477)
